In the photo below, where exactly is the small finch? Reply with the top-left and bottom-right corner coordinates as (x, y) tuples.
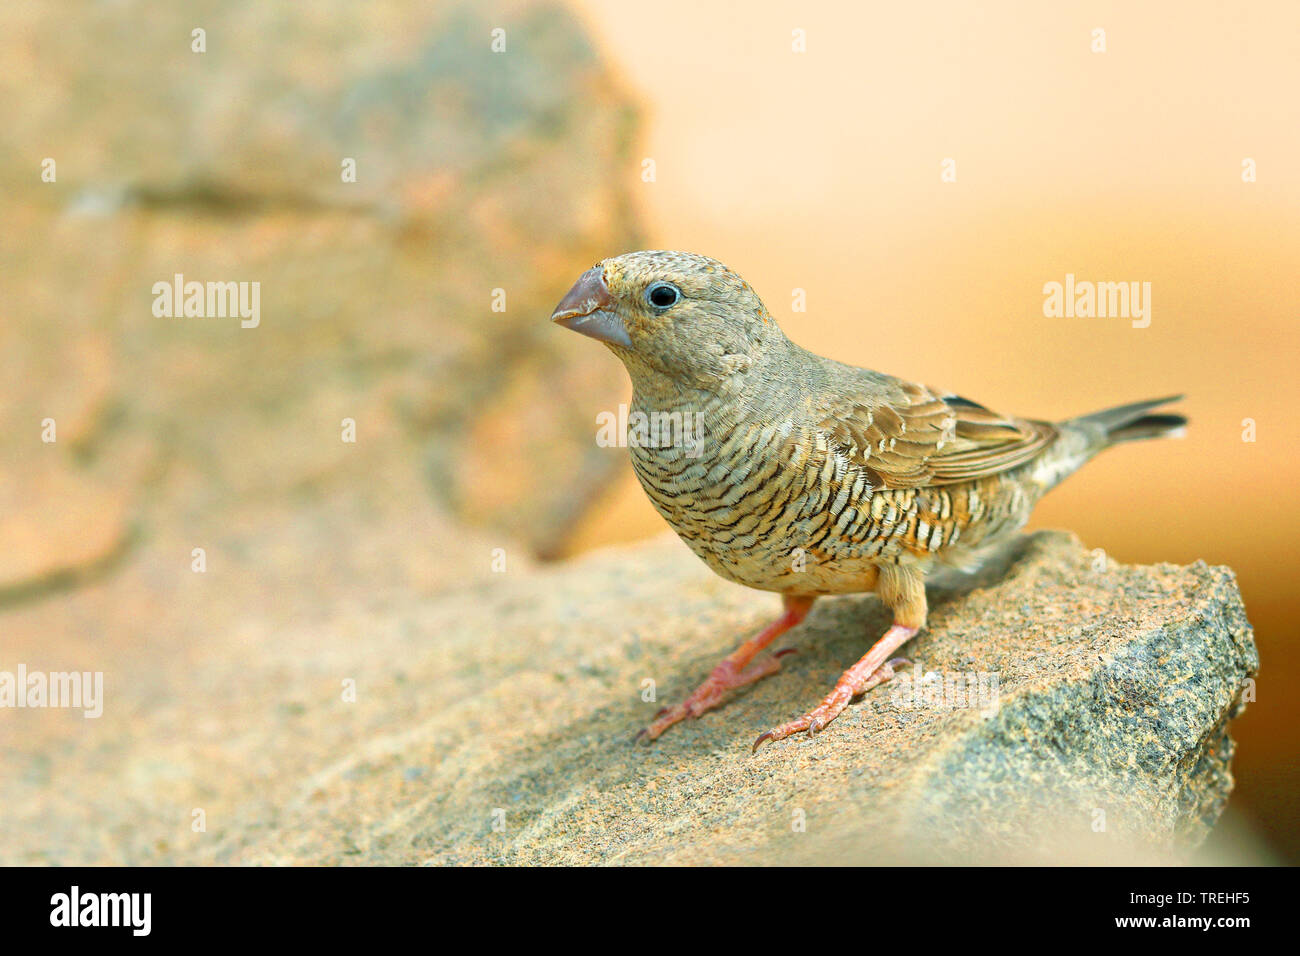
(552, 251), (1186, 750)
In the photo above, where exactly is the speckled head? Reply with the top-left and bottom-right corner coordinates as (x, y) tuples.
(552, 250), (786, 391)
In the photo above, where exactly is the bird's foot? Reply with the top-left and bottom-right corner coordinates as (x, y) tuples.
(750, 657), (906, 751)
(638, 649), (797, 742)
(752, 624), (919, 752)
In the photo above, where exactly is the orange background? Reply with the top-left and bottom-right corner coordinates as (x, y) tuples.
(564, 0), (1299, 860)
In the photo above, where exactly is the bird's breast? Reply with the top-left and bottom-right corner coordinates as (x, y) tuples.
(628, 416), (1045, 593)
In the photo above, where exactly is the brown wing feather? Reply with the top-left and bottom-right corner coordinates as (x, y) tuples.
(818, 382), (1058, 489)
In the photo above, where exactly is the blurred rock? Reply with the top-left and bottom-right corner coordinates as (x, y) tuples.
(0, 0), (637, 603)
(0, 531), (1258, 864)
(0, 0), (635, 228)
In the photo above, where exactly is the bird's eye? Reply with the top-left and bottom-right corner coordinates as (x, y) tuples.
(645, 282), (680, 310)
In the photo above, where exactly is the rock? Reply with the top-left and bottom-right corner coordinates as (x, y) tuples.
(0, 530), (1257, 864)
(0, 0), (637, 604)
(400, 530), (1258, 865)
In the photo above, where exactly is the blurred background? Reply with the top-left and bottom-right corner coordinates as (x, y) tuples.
(0, 0), (1294, 863)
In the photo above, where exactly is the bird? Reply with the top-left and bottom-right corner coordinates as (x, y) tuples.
(550, 250), (1186, 751)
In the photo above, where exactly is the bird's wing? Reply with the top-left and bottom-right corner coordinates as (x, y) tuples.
(816, 379), (1058, 488)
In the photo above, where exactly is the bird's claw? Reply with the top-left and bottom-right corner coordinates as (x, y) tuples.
(751, 709), (825, 752)
(751, 656), (906, 752)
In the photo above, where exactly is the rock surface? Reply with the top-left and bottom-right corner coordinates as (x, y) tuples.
(0, 530), (1257, 865)
(0, 0), (636, 609)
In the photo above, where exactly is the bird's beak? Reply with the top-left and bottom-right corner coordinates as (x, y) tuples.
(550, 267), (632, 348)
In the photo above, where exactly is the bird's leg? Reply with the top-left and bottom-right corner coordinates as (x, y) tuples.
(751, 625), (917, 751)
(753, 565), (926, 751)
(639, 595), (816, 741)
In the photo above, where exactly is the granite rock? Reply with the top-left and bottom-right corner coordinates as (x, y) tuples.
(0, 530), (1257, 864)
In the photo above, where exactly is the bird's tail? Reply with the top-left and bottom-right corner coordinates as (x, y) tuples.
(1023, 395), (1186, 501)
(1070, 394), (1188, 446)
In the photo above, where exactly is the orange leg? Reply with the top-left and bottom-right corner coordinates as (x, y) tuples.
(639, 595), (816, 742)
(752, 623), (918, 751)
(752, 564), (927, 751)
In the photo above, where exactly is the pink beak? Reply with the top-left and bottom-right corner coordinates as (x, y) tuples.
(550, 267), (632, 348)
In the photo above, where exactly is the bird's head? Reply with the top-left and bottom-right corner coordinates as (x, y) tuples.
(551, 250), (785, 391)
